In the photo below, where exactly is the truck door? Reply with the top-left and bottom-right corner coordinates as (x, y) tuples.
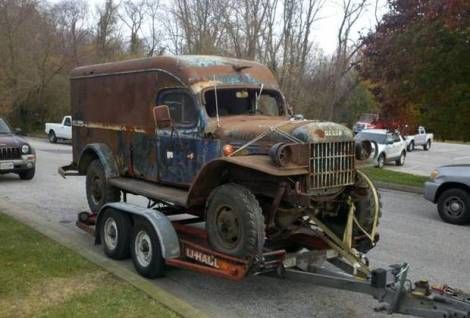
(155, 89), (220, 186)
(415, 126), (425, 144)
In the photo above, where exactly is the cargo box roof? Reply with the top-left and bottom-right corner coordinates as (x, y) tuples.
(70, 55), (279, 92)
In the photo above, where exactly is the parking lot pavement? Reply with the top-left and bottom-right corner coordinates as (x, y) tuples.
(385, 141), (470, 176)
(1, 137), (470, 318)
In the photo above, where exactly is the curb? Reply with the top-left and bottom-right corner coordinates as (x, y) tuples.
(375, 181), (424, 194)
(0, 200), (208, 318)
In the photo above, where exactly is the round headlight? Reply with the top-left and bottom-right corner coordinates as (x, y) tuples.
(21, 144), (30, 154)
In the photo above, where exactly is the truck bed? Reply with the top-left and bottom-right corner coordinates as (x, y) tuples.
(108, 177), (188, 207)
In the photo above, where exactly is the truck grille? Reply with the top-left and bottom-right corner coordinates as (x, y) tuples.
(0, 147), (21, 160)
(307, 141), (355, 190)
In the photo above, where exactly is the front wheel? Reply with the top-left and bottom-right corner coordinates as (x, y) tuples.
(86, 159), (120, 212)
(437, 188), (470, 225)
(395, 151), (406, 166)
(130, 219), (165, 278)
(376, 154), (385, 168)
(424, 140), (431, 151)
(407, 141), (414, 152)
(19, 168), (35, 180)
(206, 183), (265, 258)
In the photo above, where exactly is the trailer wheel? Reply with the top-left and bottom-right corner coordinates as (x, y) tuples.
(86, 159), (120, 212)
(99, 209), (131, 259)
(131, 219), (165, 278)
(437, 188), (470, 225)
(206, 183), (265, 258)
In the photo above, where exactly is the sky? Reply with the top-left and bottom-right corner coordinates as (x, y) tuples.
(48, 0), (390, 55)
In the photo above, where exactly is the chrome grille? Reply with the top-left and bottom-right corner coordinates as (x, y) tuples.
(308, 141), (355, 190)
(0, 147), (21, 160)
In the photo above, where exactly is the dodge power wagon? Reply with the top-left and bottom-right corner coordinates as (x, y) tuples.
(61, 55), (380, 263)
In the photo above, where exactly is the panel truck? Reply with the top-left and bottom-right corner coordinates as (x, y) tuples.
(60, 55), (470, 317)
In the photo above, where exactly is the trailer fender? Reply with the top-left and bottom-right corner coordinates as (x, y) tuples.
(78, 143), (119, 179)
(95, 202), (180, 259)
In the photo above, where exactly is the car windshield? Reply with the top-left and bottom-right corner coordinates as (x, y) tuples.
(204, 87), (284, 117)
(356, 132), (386, 144)
(0, 118), (12, 134)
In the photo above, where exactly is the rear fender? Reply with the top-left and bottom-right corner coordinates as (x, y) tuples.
(78, 143), (119, 179)
(95, 202), (180, 259)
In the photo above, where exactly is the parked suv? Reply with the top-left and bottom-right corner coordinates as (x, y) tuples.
(0, 118), (36, 180)
(61, 55), (381, 259)
(355, 129), (407, 168)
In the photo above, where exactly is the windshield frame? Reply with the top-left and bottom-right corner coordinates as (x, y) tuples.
(200, 85), (288, 118)
(0, 118), (12, 134)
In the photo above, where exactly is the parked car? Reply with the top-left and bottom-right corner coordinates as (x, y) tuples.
(355, 129), (407, 168)
(45, 116), (72, 143)
(0, 118), (36, 180)
(405, 126), (433, 151)
(424, 165), (470, 224)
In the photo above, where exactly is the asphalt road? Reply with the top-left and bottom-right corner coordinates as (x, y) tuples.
(1, 138), (469, 318)
(384, 141), (470, 176)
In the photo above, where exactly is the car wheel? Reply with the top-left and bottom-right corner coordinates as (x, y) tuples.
(19, 167), (35, 180)
(407, 141), (414, 152)
(424, 140), (431, 151)
(48, 130), (57, 143)
(395, 151), (406, 166)
(130, 219), (165, 278)
(99, 208), (131, 259)
(86, 159), (120, 212)
(437, 188), (470, 225)
(206, 183), (265, 258)
(376, 153), (385, 168)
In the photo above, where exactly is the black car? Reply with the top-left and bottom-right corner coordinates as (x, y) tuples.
(0, 118), (36, 180)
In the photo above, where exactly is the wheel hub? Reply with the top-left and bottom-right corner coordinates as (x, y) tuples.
(135, 231), (152, 267)
(104, 218), (118, 250)
(216, 207), (240, 247)
(91, 176), (103, 203)
(445, 197), (464, 217)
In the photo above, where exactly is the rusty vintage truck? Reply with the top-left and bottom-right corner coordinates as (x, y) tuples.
(62, 55), (378, 260)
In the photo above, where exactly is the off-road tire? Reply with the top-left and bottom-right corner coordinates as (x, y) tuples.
(19, 168), (35, 180)
(86, 159), (120, 212)
(99, 208), (131, 259)
(407, 141), (415, 152)
(424, 140), (431, 151)
(130, 219), (165, 278)
(48, 130), (57, 143)
(437, 188), (470, 225)
(206, 183), (265, 258)
(376, 153), (385, 168)
(395, 151), (406, 166)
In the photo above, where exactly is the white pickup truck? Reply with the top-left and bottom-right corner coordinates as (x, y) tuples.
(405, 126), (433, 151)
(45, 116), (72, 143)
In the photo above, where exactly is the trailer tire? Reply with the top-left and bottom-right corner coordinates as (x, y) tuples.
(206, 183), (265, 258)
(131, 219), (165, 278)
(86, 159), (120, 212)
(100, 209), (131, 259)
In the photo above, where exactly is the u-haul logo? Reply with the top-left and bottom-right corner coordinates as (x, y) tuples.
(185, 247), (220, 268)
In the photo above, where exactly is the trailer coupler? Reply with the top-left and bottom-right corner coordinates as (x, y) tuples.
(275, 263), (470, 318)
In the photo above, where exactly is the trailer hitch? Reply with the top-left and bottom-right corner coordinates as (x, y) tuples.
(273, 263), (470, 318)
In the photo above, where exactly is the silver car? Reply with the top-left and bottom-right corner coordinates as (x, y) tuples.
(355, 129), (407, 168)
(424, 165), (470, 224)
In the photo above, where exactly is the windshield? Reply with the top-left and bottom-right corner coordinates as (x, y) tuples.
(0, 118), (12, 134)
(204, 88), (284, 117)
(356, 132), (386, 144)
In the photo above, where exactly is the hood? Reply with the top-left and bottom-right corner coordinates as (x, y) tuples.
(212, 116), (353, 145)
(0, 134), (28, 147)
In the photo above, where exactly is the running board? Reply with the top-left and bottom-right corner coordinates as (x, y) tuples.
(278, 264), (470, 318)
(108, 177), (188, 207)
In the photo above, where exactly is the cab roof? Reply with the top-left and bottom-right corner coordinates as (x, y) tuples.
(70, 55), (280, 92)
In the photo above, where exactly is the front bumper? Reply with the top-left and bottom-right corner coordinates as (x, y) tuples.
(423, 181), (439, 203)
(0, 155), (36, 174)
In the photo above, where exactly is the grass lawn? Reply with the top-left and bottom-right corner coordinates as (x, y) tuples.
(360, 167), (429, 188)
(0, 213), (178, 318)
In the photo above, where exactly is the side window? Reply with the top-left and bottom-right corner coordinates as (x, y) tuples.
(64, 117), (71, 126)
(158, 90), (198, 127)
(393, 134), (400, 142)
(385, 134), (394, 144)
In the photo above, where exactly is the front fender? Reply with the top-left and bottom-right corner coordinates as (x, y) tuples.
(78, 143), (119, 178)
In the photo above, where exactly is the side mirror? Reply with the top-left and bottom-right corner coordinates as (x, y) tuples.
(15, 128), (25, 136)
(153, 105), (173, 129)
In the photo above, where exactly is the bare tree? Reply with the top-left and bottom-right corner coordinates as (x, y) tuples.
(144, 0), (165, 56)
(95, 0), (120, 61)
(120, 0), (146, 55)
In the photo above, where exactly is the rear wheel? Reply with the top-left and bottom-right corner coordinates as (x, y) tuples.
(424, 140), (431, 151)
(437, 188), (470, 225)
(206, 183), (265, 258)
(48, 130), (57, 143)
(99, 209), (131, 259)
(86, 159), (120, 212)
(130, 219), (165, 278)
